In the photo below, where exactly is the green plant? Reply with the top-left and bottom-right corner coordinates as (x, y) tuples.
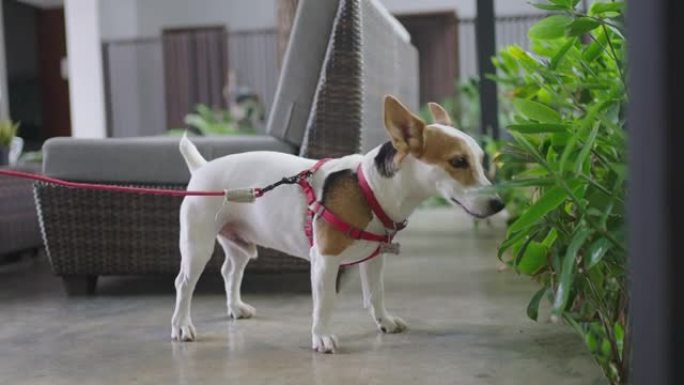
(490, 1), (627, 384)
(0, 120), (19, 147)
(170, 104), (257, 136)
(419, 79), (482, 136)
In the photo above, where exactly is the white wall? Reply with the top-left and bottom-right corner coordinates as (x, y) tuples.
(100, 0), (277, 41)
(99, 0), (541, 41)
(65, 0), (107, 137)
(0, 1), (8, 120)
(380, 0), (543, 18)
(100, 0), (138, 40)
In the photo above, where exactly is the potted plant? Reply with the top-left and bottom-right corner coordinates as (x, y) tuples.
(0, 120), (20, 166)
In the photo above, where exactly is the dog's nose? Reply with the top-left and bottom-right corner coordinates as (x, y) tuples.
(489, 198), (505, 214)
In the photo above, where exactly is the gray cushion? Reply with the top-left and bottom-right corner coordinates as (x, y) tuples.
(42, 135), (296, 184)
(266, 0), (340, 146)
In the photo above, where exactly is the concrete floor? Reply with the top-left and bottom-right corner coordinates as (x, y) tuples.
(0, 208), (605, 385)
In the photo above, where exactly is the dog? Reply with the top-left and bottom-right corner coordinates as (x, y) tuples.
(171, 95), (504, 353)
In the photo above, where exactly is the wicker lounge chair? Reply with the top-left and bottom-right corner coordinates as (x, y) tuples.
(34, 0), (418, 295)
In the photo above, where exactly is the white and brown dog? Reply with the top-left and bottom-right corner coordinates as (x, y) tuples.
(171, 95), (504, 353)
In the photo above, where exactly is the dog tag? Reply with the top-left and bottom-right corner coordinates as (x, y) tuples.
(224, 188), (257, 203)
(379, 242), (400, 255)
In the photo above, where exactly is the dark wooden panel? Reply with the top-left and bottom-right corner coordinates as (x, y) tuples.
(162, 26), (228, 129)
(36, 8), (71, 138)
(397, 12), (458, 104)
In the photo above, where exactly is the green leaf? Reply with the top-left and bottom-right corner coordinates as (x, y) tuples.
(614, 321), (624, 353)
(566, 17), (601, 36)
(549, 0), (573, 6)
(513, 234), (537, 272)
(559, 134), (578, 173)
(585, 238), (611, 269)
(542, 228), (558, 247)
(528, 15), (573, 40)
(550, 37), (576, 69)
(551, 132), (572, 146)
(583, 28), (608, 62)
(513, 99), (561, 123)
(590, 1), (624, 15)
(498, 228), (532, 260)
(574, 122), (600, 173)
(527, 287), (548, 321)
(518, 241), (548, 275)
(477, 177), (556, 193)
(508, 184), (573, 233)
(530, 3), (569, 11)
(508, 123), (570, 134)
(552, 228), (591, 317)
(510, 132), (552, 172)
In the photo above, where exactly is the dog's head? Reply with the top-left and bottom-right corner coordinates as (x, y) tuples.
(380, 95), (504, 218)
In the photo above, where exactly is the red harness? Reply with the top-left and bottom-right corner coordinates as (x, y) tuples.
(297, 159), (407, 267)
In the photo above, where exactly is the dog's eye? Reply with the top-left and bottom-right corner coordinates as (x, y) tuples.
(449, 156), (468, 169)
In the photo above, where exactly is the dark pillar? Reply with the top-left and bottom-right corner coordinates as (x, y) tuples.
(475, 0), (499, 139)
(629, 0), (684, 384)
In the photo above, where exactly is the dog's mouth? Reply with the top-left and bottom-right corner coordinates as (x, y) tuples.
(450, 198), (488, 219)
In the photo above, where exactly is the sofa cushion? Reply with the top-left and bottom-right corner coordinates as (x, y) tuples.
(42, 135), (296, 184)
(266, 0), (339, 146)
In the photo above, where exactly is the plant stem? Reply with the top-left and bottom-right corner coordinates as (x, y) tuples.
(585, 276), (623, 385)
(601, 24), (624, 79)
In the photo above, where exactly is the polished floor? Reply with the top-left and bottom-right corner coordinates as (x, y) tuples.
(0, 209), (605, 385)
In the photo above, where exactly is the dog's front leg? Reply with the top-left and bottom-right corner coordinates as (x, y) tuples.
(360, 255), (407, 333)
(310, 247), (340, 353)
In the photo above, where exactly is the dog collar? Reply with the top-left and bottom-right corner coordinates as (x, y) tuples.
(356, 164), (407, 231)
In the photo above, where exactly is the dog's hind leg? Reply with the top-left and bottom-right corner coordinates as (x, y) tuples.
(217, 235), (256, 320)
(360, 255), (407, 334)
(171, 200), (218, 342)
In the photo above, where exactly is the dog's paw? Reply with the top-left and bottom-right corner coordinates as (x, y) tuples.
(376, 314), (407, 334)
(312, 333), (338, 354)
(228, 302), (255, 319)
(171, 322), (196, 342)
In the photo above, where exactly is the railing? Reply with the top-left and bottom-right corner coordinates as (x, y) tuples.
(102, 15), (543, 137)
(457, 14), (545, 80)
(103, 29), (278, 137)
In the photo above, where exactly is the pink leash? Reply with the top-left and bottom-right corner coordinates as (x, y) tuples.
(0, 169), (225, 197)
(1, 162), (406, 266)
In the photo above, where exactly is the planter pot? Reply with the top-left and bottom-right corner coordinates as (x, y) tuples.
(0, 145), (9, 166)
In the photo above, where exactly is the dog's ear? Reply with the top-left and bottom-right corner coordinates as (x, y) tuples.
(428, 102), (452, 126)
(384, 95), (425, 159)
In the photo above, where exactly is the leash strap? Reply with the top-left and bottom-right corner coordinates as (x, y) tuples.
(0, 169), (224, 197)
(1, 161), (406, 267)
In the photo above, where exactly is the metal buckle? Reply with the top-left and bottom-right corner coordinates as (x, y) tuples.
(379, 242), (400, 255)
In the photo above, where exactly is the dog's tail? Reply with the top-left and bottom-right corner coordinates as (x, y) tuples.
(179, 132), (207, 173)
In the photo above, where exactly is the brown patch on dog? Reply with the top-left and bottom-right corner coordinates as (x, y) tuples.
(419, 126), (479, 187)
(315, 170), (372, 256)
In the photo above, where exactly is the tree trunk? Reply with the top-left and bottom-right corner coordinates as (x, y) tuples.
(277, 0), (299, 68)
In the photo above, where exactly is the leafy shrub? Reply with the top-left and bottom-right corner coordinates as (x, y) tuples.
(491, 1), (628, 384)
(0, 120), (19, 147)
